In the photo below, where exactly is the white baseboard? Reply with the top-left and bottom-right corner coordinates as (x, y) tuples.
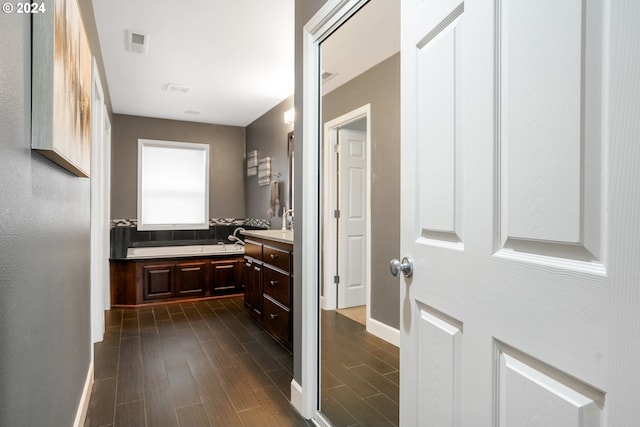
(73, 361), (94, 427)
(290, 379), (305, 416)
(366, 317), (400, 347)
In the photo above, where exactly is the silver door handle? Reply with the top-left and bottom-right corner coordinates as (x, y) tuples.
(389, 257), (413, 278)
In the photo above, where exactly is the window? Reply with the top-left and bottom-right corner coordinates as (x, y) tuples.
(137, 139), (209, 230)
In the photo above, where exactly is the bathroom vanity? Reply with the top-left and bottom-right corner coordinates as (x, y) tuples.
(110, 244), (245, 306)
(241, 230), (294, 350)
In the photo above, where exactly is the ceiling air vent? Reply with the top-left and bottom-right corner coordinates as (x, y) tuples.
(321, 71), (337, 82)
(126, 29), (149, 54)
(164, 83), (191, 94)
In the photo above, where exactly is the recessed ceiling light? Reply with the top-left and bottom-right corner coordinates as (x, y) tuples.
(184, 110), (200, 115)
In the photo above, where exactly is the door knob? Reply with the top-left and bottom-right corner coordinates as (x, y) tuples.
(389, 257), (414, 278)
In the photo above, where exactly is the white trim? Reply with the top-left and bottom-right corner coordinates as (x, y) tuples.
(367, 317), (400, 348)
(312, 411), (333, 427)
(102, 109), (112, 310)
(290, 379), (304, 415)
(90, 57), (105, 345)
(322, 104), (371, 312)
(73, 362), (94, 427)
(322, 126), (338, 311)
(300, 0), (370, 422)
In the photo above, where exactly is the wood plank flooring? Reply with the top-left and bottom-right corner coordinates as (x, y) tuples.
(320, 310), (399, 427)
(84, 296), (311, 427)
(85, 296), (399, 427)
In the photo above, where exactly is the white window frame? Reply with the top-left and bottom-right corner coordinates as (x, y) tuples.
(137, 138), (210, 231)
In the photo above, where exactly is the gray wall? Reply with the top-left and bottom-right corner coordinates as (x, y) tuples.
(245, 96), (294, 229)
(322, 53), (401, 329)
(111, 114), (246, 219)
(0, 13), (91, 427)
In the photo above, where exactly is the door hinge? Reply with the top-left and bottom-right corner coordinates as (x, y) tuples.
(334, 143), (341, 153)
(334, 275), (340, 284)
(334, 209), (340, 218)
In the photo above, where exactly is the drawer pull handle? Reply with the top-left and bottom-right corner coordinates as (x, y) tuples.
(269, 280), (278, 287)
(270, 313), (278, 320)
(270, 253), (278, 259)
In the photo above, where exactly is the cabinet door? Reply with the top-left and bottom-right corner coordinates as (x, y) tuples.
(211, 259), (241, 295)
(243, 258), (262, 318)
(175, 261), (207, 297)
(143, 263), (175, 300)
(233, 259), (244, 292)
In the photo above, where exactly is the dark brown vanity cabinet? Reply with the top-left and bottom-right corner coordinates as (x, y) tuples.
(111, 255), (244, 306)
(243, 237), (293, 350)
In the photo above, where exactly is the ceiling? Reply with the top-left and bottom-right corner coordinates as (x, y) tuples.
(92, 0), (399, 127)
(321, 0), (400, 95)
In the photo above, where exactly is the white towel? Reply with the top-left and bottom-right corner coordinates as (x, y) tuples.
(267, 181), (279, 217)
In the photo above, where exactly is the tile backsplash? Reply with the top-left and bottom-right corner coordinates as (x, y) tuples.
(110, 218), (269, 259)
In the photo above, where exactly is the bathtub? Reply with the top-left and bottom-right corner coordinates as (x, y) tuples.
(126, 243), (244, 259)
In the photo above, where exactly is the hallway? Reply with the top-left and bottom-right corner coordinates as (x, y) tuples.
(84, 296), (310, 427)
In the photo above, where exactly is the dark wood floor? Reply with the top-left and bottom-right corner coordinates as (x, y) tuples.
(320, 310), (399, 427)
(84, 296), (311, 427)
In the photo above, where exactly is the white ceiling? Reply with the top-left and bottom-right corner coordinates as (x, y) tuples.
(92, 0), (399, 127)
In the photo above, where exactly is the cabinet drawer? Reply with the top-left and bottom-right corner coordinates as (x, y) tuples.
(245, 240), (262, 260)
(262, 296), (290, 345)
(263, 245), (290, 272)
(262, 265), (290, 306)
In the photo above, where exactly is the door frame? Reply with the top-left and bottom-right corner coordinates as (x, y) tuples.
(90, 57), (112, 349)
(90, 57), (106, 347)
(295, 0), (370, 421)
(322, 105), (371, 315)
(102, 107), (112, 311)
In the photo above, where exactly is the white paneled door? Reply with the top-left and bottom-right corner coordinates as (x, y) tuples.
(399, 0), (619, 425)
(338, 127), (367, 309)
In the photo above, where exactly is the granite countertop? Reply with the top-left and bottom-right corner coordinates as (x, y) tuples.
(241, 229), (293, 244)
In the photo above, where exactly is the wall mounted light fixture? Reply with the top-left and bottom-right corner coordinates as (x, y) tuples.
(284, 108), (295, 124)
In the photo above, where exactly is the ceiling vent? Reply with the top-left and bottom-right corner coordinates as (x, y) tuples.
(164, 83), (191, 94)
(126, 29), (149, 54)
(321, 71), (337, 82)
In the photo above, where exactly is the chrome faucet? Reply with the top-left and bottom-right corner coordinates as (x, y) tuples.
(227, 227), (246, 246)
(282, 208), (294, 231)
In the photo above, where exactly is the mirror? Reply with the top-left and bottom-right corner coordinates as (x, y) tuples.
(318, 1), (401, 425)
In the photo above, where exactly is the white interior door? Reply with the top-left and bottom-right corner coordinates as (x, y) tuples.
(337, 126), (367, 309)
(399, 0), (614, 425)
